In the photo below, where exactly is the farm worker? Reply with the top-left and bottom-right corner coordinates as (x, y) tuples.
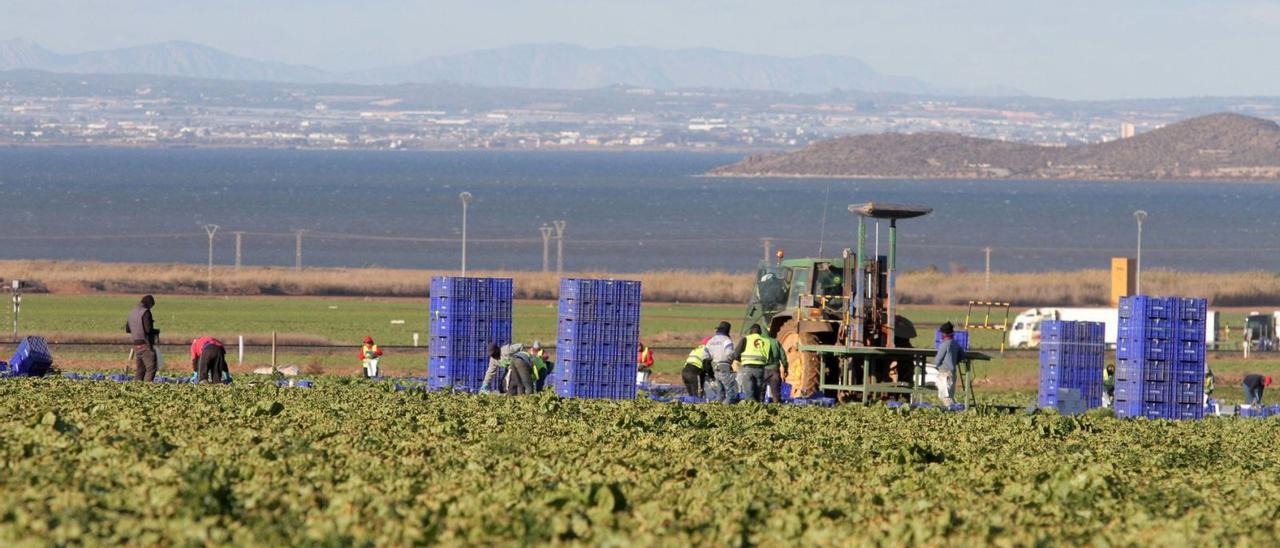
(1242, 374), (1271, 407)
(531, 340), (553, 390)
(737, 325), (772, 402)
(1203, 366), (1215, 407)
(502, 343), (536, 395)
(360, 336), (383, 377)
(526, 343), (550, 391)
(636, 342), (655, 385)
(701, 321), (739, 404)
(934, 321), (964, 406)
(762, 331), (789, 403)
(1102, 363), (1116, 408)
(190, 336), (228, 384)
(682, 337), (711, 398)
(480, 343), (506, 393)
(124, 294), (160, 382)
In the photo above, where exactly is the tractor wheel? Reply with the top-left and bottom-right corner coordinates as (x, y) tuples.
(777, 319), (820, 398)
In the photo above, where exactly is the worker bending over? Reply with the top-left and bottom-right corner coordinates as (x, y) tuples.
(682, 337), (711, 398)
(702, 322), (739, 403)
(531, 341), (552, 391)
(502, 344), (548, 395)
(360, 336), (383, 377)
(1243, 374), (1271, 407)
(934, 322), (964, 406)
(481, 343), (506, 393)
(190, 336), (229, 384)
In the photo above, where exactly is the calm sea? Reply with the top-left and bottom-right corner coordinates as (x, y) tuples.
(0, 147), (1276, 273)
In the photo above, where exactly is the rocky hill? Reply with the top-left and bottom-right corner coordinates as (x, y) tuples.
(710, 113), (1280, 180)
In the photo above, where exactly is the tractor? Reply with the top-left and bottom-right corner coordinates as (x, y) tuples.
(741, 202), (988, 404)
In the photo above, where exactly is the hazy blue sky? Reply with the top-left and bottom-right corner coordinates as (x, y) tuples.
(3, 0), (1278, 99)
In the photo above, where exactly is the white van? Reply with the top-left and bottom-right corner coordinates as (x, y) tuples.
(1008, 307), (1217, 349)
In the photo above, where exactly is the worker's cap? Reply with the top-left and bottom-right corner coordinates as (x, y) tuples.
(532, 340), (542, 349)
(140, 295), (156, 308)
(748, 324), (763, 334)
(701, 336), (711, 345)
(716, 321), (731, 334)
(363, 336), (374, 344)
(939, 321), (955, 335)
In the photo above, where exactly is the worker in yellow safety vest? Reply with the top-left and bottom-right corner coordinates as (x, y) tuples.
(737, 325), (774, 402)
(1204, 366), (1215, 407)
(360, 336), (382, 378)
(682, 337), (711, 398)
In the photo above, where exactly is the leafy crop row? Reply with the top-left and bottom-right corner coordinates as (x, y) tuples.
(0, 378), (1277, 544)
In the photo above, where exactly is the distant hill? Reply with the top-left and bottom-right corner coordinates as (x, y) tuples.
(342, 43), (1019, 95)
(0, 39), (1021, 96)
(0, 38), (326, 82)
(709, 113), (1280, 180)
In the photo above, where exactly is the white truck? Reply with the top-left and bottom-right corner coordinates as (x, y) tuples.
(1008, 307), (1218, 349)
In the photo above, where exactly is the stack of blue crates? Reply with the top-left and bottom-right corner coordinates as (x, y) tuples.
(1037, 321), (1105, 410)
(553, 278), (642, 400)
(8, 336), (53, 377)
(1114, 296), (1208, 420)
(427, 276), (513, 391)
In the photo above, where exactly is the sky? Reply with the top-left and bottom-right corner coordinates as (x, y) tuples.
(2, 0), (1279, 99)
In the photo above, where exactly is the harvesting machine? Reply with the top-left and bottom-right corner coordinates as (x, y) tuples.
(740, 202), (989, 404)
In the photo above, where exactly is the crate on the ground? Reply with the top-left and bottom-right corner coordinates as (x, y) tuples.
(8, 336), (53, 377)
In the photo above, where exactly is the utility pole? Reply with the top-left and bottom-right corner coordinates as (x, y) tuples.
(203, 224), (219, 294)
(1134, 210), (1147, 295)
(761, 237), (773, 262)
(540, 224), (553, 272)
(233, 231), (243, 274)
(553, 220), (567, 275)
(983, 246), (992, 295)
(459, 192), (472, 276)
(9, 280), (21, 341)
(294, 230), (306, 271)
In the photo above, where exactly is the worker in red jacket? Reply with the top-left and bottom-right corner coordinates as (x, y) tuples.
(190, 336), (228, 384)
(637, 342), (655, 385)
(360, 336), (383, 377)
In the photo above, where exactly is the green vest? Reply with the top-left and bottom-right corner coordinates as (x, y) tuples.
(741, 333), (772, 366)
(685, 345), (706, 367)
(513, 352), (547, 381)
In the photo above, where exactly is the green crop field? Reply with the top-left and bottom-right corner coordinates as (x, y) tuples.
(2, 378), (1280, 545)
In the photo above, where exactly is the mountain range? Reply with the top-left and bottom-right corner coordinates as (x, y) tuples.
(708, 113), (1280, 180)
(0, 38), (1019, 96)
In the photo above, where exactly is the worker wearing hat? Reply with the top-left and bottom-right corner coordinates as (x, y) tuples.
(360, 336), (383, 377)
(934, 321), (964, 406)
(701, 321), (739, 403)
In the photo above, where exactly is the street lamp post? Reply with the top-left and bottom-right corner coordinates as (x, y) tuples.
(202, 224), (219, 294)
(1134, 210), (1147, 295)
(459, 192), (473, 276)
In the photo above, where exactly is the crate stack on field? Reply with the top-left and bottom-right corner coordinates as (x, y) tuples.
(1037, 320), (1105, 414)
(552, 278), (642, 400)
(427, 276), (513, 391)
(1114, 296), (1208, 420)
(2, 336), (53, 377)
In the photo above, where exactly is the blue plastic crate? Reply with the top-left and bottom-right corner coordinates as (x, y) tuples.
(1116, 338), (1175, 361)
(1119, 295), (1175, 320)
(1174, 298), (1208, 321)
(934, 330), (969, 351)
(1118, 316), (1174, 341)
(8, 336), (53, 377)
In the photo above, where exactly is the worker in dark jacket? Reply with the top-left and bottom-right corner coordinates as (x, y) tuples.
(1243, 374), (1272, 407)
(124, 295), (159, 382)
(190, 336), (228, 384)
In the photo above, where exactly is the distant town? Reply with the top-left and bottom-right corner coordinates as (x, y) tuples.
(3, 70), (1279, 152)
